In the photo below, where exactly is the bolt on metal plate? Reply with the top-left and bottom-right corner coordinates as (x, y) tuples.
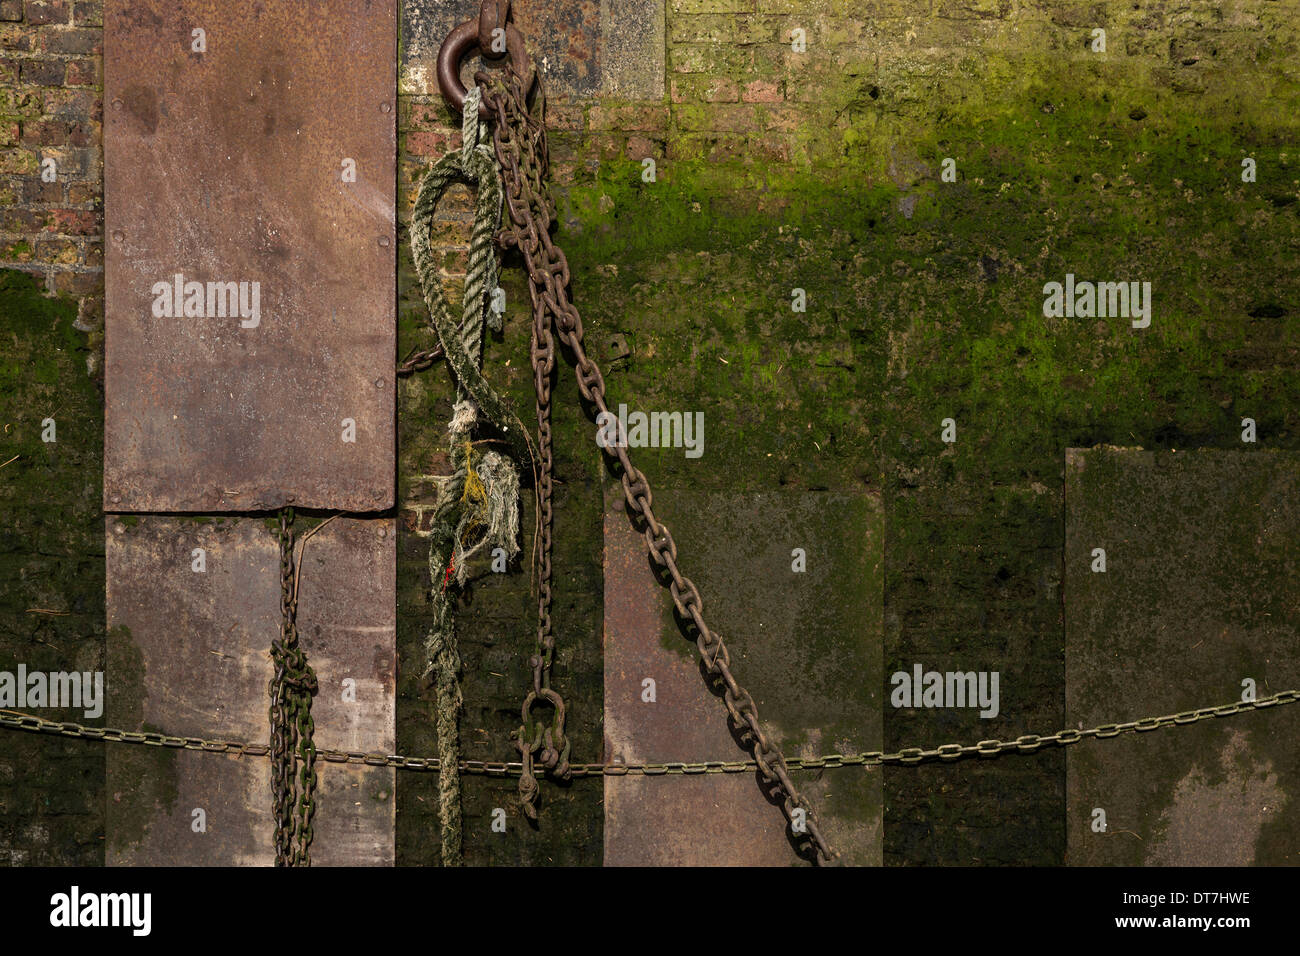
(103, 0), (397, 512)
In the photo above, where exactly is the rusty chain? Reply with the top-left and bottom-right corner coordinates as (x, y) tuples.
(465, 60), (572, 822)
(5, 688), (1298, 775)
(268, 508), (319, 867)
(472, 44), (839, 860)
(47, 0), (1281, 863)
(397, 344), (446, 376)
(409, 7), (571, 820)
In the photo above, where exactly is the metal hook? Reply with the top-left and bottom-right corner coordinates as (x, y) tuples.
(436, 2), (530, 112)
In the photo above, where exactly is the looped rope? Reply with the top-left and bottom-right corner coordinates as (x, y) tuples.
(410, 86), (524, 866)
(410, 94), (527, 469)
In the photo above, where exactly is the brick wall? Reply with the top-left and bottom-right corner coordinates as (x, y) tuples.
(4, 0), (1300, 866)
(0, 0), (102, 334)
(0, 0), (105, 868)
(4, 2), (1292, 325)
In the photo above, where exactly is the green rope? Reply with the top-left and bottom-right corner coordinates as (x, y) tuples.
(410, 87), (523, 867)
(410, 90), (529, 468)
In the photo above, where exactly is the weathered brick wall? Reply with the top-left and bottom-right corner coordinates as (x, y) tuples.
(4, 0), (1299, 866)
(0, 0), (102, 328)
(0, 0), (104, 868)
(394, 0), (1300, 867)
(4, 2), (1293, 322)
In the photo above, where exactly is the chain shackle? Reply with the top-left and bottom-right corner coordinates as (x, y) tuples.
(437, 1), (532, 113)
(478, 0), (512, 52)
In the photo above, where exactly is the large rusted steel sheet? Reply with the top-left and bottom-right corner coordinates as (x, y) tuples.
(105, 516), (396, 866)
(603, 489), (883, 866)
(103, 0), (397, 512)
(1065, 448), (1300, 865)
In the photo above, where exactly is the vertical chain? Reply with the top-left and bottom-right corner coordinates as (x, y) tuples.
(475, 57), (836, 862)
(270, 508), (294, 865)
(514, 214), (572, 818)
(269, 507), (319, 866)
(475, 59), (570, 820)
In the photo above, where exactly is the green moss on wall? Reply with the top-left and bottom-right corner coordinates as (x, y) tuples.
(0, 269), (105, 865)
(537, 51), (1300, 864)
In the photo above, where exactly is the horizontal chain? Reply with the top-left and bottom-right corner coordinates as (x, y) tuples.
(5, 688), (1296, 776)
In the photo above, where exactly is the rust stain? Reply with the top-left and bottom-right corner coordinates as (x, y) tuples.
(103, 0), (397, 512)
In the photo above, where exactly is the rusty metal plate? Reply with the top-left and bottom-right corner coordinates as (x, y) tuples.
(603, 488), (883, 866)
(1065, 448), (1300, 865)
(105, 516), (395, 866)
(104, 0), (396, 512)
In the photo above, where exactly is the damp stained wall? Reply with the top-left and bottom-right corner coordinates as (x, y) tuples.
(3, 0), (1300, 864)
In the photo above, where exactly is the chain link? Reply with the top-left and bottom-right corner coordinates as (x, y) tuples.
(397, 344), (446, 376)
(52, 1), (1291, 863)
(268, 508), (319, 867)
(465, 57), (572, 822)
(474, 55), (840, 861)
(6, 689), (1297, 776)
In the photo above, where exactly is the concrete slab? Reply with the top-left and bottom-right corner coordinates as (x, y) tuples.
(105, 516), (395, 866)
(104, 0), (396, 512)
(603, 488), (883, 866)
(1065, 448), (1300, 865)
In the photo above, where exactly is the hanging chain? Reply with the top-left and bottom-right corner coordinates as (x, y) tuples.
(472, 54), (839, 860)
(468, 65), (572, 823)
(9, 0), (1285, 864)
(268, 507), (319, 867)
(515, 265), (571, 819)
(7, 688), (1298, 774)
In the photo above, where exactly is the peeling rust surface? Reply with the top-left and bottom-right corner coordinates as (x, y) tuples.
(103, 0), (397, 512)
(1065, 448), (1300, 865)
(603, 488), (883, 866)
(105, 516), (395, 866)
